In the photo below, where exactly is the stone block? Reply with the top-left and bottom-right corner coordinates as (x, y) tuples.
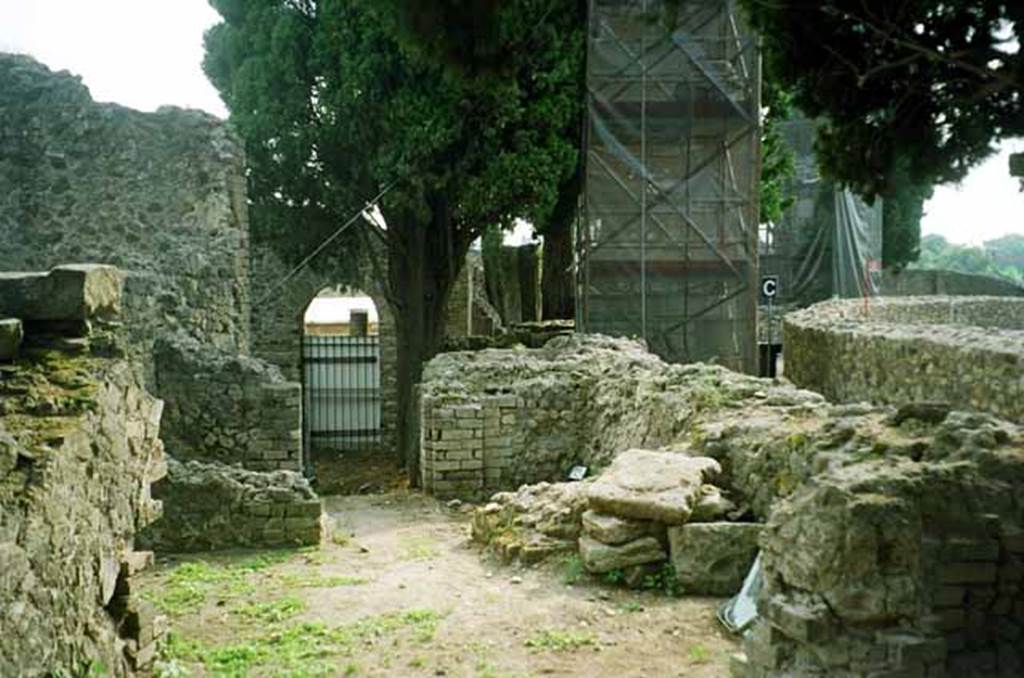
(943, 537), (999, 562)
(764, 595), (834, 644)
(586, 449), (721, 524)
(0, 264), (123, 324)
(582, 509), (660, 545)
(1010, 152), (1024, 178)
(0, 318), (23, 361)
(940, 562), (998, 584)
(668, 522), (762, 596)
(578, 535), (666, 574)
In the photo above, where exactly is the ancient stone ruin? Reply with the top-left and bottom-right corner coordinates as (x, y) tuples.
(427, 316), (1024, 677)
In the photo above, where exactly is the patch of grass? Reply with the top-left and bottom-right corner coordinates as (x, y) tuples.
(277, 572), (369, 589)
(620, 601), (645, 613)
(399, 535), (440, 561)
(636, 563), (683, 598)
(689, 644), (711, 663)
(233, 596), (306, 624)
(524, 629), (597, 653)
(160, 609), (441, 676)
(144, 551), (297, 616)
(561, 554), (585, 585)
(331, 530), (351, 547)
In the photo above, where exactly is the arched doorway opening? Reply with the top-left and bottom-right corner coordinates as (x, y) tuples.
(301, 286), (383, 473)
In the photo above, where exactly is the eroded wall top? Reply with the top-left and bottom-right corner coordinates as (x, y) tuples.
(0, 54), (251, 366)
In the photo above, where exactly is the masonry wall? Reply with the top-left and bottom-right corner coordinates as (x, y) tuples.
(154, 333), (302, 473)
(784, 296), (1024, 422)
(0, 54), (251, 374)
(139, 459), (323, 552)
(0, 270), (167, 675)
(418, 334), (827, 500)
(250, 243), (399, 456)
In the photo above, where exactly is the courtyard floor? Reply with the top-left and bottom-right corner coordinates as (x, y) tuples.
(142, 491), (738, 677)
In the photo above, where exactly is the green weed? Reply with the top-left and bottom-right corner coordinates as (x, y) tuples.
(561, 554), (585, 585)
(524, 629), (597, 652)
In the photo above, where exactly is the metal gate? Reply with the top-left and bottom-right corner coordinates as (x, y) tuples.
(301, 335), (382, 457)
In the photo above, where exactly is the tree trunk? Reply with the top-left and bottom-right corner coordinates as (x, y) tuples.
(387, 197), (468, 485)
(539, 167), (580, 320)
(541, 222), (574, 320)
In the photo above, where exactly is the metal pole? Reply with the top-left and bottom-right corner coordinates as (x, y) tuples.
(640, 0), (648, 341)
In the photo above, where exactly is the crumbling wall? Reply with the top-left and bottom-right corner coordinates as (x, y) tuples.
(153, 334), (302, 472)
(139, 459), (323, 552)
(0, 265), (166, 676)
(784, 296), (1024, 422)
(733, 411), (1024, 677)
(419, 334), (825, 499)
(0, 54), (251, 373)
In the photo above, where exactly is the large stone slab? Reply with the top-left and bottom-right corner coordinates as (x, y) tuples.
(582, 509), (662, 545)
(586, 449), (721, 524)
(0, 264), (123, 324)
(668, 521), (762, 596)
(579, 535), (666, 574)
(0, 318), (23, 361)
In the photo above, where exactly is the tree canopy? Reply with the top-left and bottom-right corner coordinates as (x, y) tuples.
(742, 0), (1022, 267)
(912, 233), (1024, 283)
(204, 0), (582, 467)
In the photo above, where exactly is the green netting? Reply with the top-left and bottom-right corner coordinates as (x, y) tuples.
(762, 117), (883, 307)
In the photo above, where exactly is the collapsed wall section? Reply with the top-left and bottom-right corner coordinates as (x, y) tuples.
(139, 459), (322, 552)
(0, 54), (251, 372)
(419, 334), (825, 499)
(784, 296), (1024, 422)
(153, 334), (302, 472)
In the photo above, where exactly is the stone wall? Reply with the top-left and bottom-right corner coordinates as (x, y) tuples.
(784, 296), (1024, 422)
(153, 333), (302, 473)
(418, 334), (825, 499)
(733, 411), (1024, 677)
(882, 268), (1024, 297)
(249, 242), (399, 455)
(139, 459), (323, 552)
(0, 54), (251, 375)
(1, 267), (167, 675)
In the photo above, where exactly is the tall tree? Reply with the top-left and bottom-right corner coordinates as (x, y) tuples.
(204, 0), (581, 473)
(742, 0), (1023, 268)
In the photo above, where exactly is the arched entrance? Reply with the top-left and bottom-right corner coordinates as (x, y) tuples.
(301, 287), (383, 470)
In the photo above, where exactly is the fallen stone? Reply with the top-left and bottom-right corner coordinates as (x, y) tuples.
(690, 484), (737, 522)
(0, 318), (22, 361)
(0, 264), (123, 326)
(581, 509), (661, 545)
(892, 401), (951, 426)
(586, 449), (721, 524)
(579, 534), (667, 574)
(668, 521), (762, 596)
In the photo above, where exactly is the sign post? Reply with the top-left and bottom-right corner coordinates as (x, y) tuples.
(760, 275), (779, 377)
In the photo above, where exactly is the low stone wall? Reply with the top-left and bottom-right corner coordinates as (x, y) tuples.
(153, 334), (302, 473)
(1, 267), (167, 675)
(419, 334), (825, 500)
(139, 459), (323, 552)
(784, 296), (1024, 422)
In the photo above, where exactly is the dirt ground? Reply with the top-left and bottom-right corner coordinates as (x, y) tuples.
(142, 491), (739, 677)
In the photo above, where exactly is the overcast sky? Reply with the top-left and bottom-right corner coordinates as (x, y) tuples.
(1, 0), (1020, 246)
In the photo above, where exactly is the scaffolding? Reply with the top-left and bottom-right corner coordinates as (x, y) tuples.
(576, 0), (761, 373)
(761, 117), (883, 307)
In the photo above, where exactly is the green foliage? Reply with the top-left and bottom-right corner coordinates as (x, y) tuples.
(205, 0), (581, 250)
(524, 628), (597, 652)
(561, 554), (585, 585)
(760, 82), (796, 226)
(742, 0), (1023, 268)
(910, 234), (1024, 283)
(160, 610), (441, 676)
(742, 0), (1023, 195)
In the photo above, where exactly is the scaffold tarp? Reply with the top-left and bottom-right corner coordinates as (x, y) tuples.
(577, 0), (761, 373)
